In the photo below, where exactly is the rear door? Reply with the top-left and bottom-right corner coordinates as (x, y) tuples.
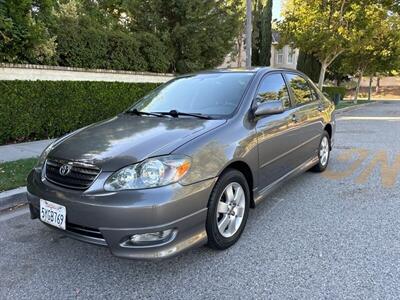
(284, 72), (324, 165)
(254, 73), (300, 190)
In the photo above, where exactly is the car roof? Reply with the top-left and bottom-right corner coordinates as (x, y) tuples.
(173, 68), (311, 83)
(187, 67), (304, 75)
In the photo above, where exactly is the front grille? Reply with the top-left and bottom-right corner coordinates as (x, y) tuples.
(45, 158), (100, 190)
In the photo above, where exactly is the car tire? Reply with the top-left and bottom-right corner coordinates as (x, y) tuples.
(206, 169), (250, 250)
(311, 131), (331, 172)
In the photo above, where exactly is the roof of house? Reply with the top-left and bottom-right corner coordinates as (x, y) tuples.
(272, 31), (280, 44)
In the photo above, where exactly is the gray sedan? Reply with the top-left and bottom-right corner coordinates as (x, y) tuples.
(27, 68), (335, 259)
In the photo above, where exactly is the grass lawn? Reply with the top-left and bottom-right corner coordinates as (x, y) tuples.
(0, 158), (37, 192)
(336, 99), (372, 110)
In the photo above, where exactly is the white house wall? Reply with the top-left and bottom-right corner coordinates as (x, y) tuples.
(0, 64), (174, 83)
(270, 44), (298, 69)
(219, 41), (299, 69)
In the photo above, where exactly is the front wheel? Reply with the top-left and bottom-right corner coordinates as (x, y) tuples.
(206, 169), (250, 250)
(311, 131), (331, 172)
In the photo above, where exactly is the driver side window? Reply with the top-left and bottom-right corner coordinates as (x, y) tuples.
(256, 74), (290, 109)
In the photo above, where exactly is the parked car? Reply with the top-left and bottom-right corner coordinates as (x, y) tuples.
(27, 68), (335, 259)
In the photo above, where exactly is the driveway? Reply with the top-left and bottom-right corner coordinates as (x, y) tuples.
(1, 101), (400, 299)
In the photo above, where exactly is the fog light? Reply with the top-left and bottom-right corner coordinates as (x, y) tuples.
(128, 229), (175, 246)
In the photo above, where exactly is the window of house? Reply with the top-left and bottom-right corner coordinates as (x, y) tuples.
(255, 73), (290, 109)
(277, 49), (284, 64)
(287, 48), (294, 64)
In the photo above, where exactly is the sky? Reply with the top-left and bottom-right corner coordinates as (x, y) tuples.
(272, 0), (282, 20)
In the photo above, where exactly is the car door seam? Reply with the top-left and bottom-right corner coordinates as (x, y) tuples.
(259, 133), (321, 169)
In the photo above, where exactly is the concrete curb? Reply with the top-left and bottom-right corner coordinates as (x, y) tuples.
(0, 187), (27, 211)
(335, 101), (377, 114)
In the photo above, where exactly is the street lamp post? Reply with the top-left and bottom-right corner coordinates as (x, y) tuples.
(245, 0), (252, 69)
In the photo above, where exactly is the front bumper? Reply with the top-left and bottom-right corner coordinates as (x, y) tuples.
(27, 169), (216, 259)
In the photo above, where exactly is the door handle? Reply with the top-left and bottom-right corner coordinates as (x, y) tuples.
(291, 114), (298, 123)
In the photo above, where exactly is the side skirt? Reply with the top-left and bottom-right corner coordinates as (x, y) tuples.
(253, 156), (319, 206)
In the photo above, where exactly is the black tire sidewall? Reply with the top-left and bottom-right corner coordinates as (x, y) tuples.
(206, 169), (250, 249)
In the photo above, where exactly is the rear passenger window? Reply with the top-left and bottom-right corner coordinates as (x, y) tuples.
(285, 74), (314, 106)
(255, 74), (290, 109)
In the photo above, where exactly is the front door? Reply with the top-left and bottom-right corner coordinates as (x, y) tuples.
(254, 73), (299, 190)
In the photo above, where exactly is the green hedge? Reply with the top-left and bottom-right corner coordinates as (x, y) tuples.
(0, 81), (160, 145)
(322, 86), (347, 101)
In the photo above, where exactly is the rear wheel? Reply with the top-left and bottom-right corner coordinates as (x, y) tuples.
(206, 169), (250, 250)
(311, 131), (331, 172)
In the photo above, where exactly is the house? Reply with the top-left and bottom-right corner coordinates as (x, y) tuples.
(219, 31), (298, 69)
(269, 31), (299, 69)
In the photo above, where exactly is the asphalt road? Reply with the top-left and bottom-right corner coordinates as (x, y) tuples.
(1, 101), (400, 299)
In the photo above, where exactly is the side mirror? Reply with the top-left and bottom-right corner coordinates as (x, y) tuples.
(254, 100), (284, 117)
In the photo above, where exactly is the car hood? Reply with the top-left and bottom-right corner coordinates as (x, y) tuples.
(49, 114), (226, 171)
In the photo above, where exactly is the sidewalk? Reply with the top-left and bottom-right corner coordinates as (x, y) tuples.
(0, 139), (55, 163)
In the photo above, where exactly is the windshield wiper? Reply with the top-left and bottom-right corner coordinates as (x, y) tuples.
(126, 108), (165, 118)
(154, 110), (212, 120)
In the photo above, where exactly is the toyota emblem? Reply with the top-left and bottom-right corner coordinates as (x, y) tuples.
(59, 164), (72, 176)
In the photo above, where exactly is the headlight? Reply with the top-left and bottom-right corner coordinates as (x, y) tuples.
(104, 155), (191, 191)
(35, 142), (55, 170)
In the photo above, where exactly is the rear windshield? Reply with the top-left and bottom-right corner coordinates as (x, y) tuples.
(132, 73), (254, 117)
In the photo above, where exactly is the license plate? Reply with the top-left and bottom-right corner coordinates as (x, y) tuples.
(40, 199), (66, 230)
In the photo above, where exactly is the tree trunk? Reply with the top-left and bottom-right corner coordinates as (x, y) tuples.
(317, 50), (343, 89)
(368, 76), (373, 101)
(375, 77), (380, 93)
(354, 72), (363, 104)
(237, 34), (243, 67)
(245, 0), (252, 68)
(318, 62), (327, 90)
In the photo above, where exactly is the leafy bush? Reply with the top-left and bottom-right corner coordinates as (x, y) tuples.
(0, 0), (56, 64)
(322, 86), (347, 101)
(54, 16), (153, 72)
(0, 81), (159, 145)
(1, 0), (242, 74)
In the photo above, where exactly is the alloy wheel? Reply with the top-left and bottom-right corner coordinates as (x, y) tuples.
(320, 136), (330, 166)
(216, 182), (246, 238)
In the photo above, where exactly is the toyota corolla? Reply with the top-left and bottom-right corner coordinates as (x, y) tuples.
(27, 68), (335, 259)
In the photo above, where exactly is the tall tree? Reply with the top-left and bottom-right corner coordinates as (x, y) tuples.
(278, 0), (377, 89)
(330, 3), (400, 102)
(129, 0), (242, 73)
(251, 0), (272, 66)
(296, 51), (321, 83)
(251, 0), (261, 66)
(1, 0), (242, 73)
(325, 56), (349, 86)
(259, 0), (272, 66)
(0, 0), (56, 64)
(51, 0), (161, 71)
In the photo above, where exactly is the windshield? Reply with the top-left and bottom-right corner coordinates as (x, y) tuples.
(131, 73), (254, 117)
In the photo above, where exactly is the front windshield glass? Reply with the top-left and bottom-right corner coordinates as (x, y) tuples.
(132, 73), (254, 117)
